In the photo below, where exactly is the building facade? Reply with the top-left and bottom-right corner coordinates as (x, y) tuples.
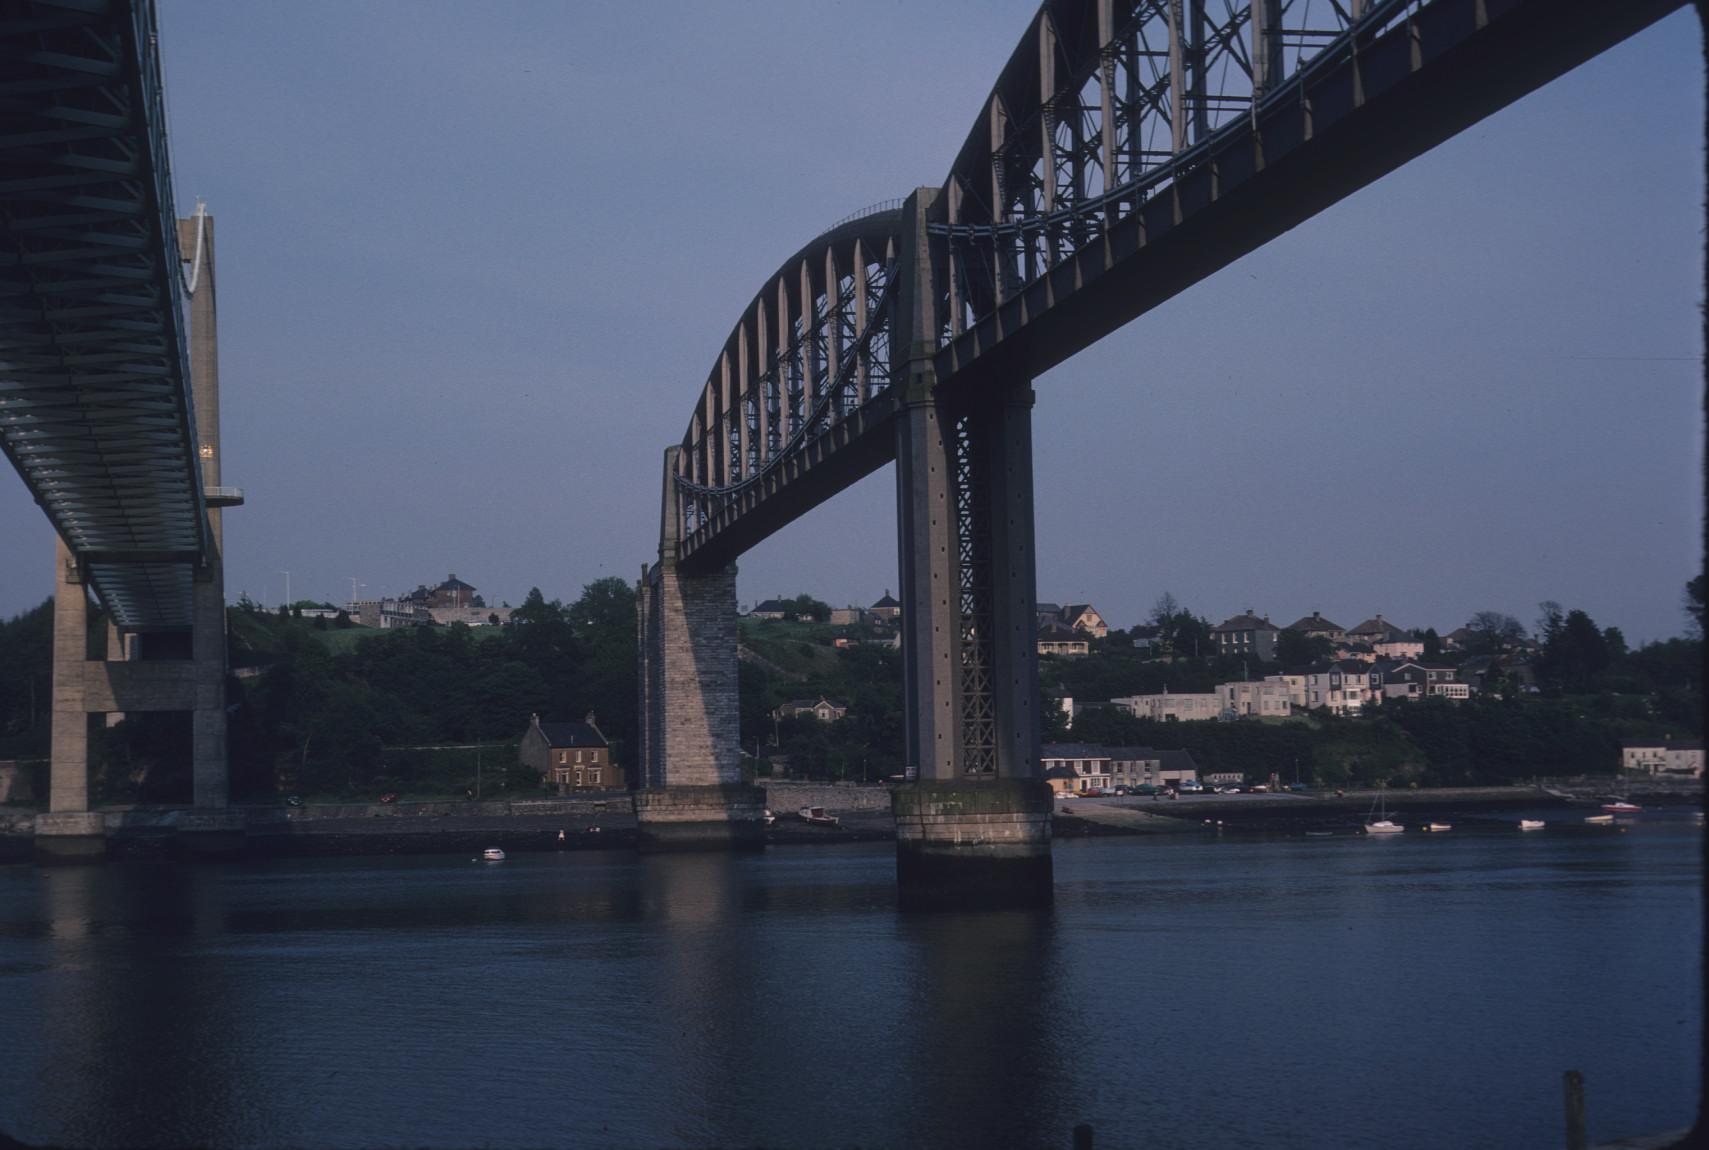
(518, 713), (622, 791)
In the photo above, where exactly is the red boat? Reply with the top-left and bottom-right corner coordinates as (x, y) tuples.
(1601, 800), (1642, 814)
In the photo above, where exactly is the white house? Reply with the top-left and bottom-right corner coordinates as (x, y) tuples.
(1621, 740), (1704, 778)
(1111, 691), (1221, 722)
(1219, 680), (1293, 719)
(1302, 661), (1377, 714)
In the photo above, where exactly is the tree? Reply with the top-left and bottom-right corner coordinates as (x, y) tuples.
(1421, 627), (1442, 661)
(1465, 611), (1526, 655)
(1686, 575), (1706, 639)
(1537, 607), (1611, 693)
(1276, 627), (1332, 667)
(786, 594), (831, 622)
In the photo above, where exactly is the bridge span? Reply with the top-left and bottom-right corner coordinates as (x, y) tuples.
(0, 0), (238, 857)
(638, 0), (1688, 901)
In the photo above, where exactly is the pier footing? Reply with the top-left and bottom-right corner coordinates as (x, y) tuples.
(892, 779), (1054, 909)
(174, 809), (248, 859)
(33, 811), (107, 864)
(633, 784), (768, 852)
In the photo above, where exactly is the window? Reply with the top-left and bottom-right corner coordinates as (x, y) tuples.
(558, 751), (567, 765)
(589, 769), (601, 785)
(576, 750), (583, 763)
(575, 769), (583, 786)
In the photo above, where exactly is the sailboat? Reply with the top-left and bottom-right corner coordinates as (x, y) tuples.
(1364, 790), (1404, 835)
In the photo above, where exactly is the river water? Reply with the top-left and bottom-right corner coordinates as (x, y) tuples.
(0, 814), (1699, 1149)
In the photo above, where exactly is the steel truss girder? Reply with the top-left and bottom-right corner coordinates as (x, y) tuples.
(0, 0), (208, 631)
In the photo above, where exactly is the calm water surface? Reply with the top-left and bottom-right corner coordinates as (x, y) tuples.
(0, 816), (1699, 1149)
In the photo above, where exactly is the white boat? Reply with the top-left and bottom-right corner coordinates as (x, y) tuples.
(1364, 791), (1403, 835)
(1519, 819), (1546, 831)
(798, 806), (839, 827)
(481, 847), (506, 861)
(1423, 822), (1453, 833)
(1584, 814), (1615, 825)
(763, 808), (776, 826)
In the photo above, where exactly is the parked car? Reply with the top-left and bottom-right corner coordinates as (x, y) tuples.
(284, 795), (303, 808)
(1135, 784), (1159, 795)
(379, 792), (397, 804)
(1249, 784), (1269, 793)
(1220, 785), (1243, 794)
(1177, 781), (1204, 793)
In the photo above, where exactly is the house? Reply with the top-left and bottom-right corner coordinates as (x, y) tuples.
(1219, 680), (1292, 719)
(1111, 691), (1221, 722)
(1037, 621), (1090, 657)
(1372, 635), (1425, 661)
(1333, 640), (1378, 664)
(1264, 672), (1308, 709)
(1620, 739), (1704, 778)
(346, 598), (432, 629)
(1442, 626), (1478, 652)
(1346, 614), (1408, 647)
(1130, 624), (1163, 654)
(829, 606), (870, 626)
(1105, 746), (1200, 789)
(1285, 612), (1346, 644)
(1302, 660), (1378, 714)
(1057, 604), (1109, 638)
(1375, 661), (1468, 701)
(869, 591), (902, 623)
(1040, 744), (1111, 793)
(772, 696), (848, 722)
(1202, 769), (1244, 787)
(1211, 610), (1280, 662)
(747, 598), (792, 620)
(519, 713), (622, 792)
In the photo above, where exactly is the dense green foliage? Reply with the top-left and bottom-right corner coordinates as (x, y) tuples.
(0, 582), (1699, 801)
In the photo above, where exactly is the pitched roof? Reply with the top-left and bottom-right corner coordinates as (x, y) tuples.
(1348, 615), (1406, 638)
(1060, 603), (1096, 619)
(436, 574), (476, 592)
(751, 598), (792, 613)
(1212, 611), (1278, 633)
(535, 720), (606, 749)
(1285, 613), (1343, 633)
(1038, 621), (1083, 639)
(1035, 602), (1062, 615)
(871, 591), (900, 609)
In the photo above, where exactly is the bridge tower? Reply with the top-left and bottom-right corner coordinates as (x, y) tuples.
(888, 189), (1052, 908)
(634, 451), (768, 849)
(36, 208), (241, 861)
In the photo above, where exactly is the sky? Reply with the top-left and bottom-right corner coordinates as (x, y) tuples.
(0, 2), (1702, 644)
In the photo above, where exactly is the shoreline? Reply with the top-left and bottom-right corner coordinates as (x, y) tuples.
(1, 781), (1699, 863)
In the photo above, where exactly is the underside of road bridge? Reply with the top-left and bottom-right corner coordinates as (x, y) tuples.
(0, 1), (240, 858)
(641, 0), (1690, 901)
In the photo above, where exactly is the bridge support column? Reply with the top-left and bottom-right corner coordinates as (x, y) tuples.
(634, 447), (766, 850)
(39, 538), (104, 863)
(887, 189), (1050, 908)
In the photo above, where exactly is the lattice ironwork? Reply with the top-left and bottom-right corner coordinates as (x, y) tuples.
(676, 230), (897, 537)
(949, 410), (998, 777)
(936, 0), (1418, 341)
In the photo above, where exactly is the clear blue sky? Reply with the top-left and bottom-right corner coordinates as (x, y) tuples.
(0, 3), (1701, 643)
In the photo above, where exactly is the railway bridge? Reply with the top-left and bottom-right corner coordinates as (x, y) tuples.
(634, 0), (1688, 902)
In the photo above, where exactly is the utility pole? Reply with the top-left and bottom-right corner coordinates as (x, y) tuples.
(278, 570), (291, 608)
(347, 576), (363, 605)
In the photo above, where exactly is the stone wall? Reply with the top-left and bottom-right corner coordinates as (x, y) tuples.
(764, 781), (893, 812)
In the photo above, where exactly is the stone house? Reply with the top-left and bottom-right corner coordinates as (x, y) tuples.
(1211, 610), (1280, 661)
(868, 591), (901, 623)
(519, 713), (621, 792)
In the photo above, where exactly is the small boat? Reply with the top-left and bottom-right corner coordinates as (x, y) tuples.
(798, 806), (839, 827)
(763, 808), (776, 826)
(1364, 790), (1403, 835)
(1584, 814), (1615, 825)
(481, 847), (506, 861)
(1600, 801), (1642, 815)
(1423, 822), (1453, 833)
(1519, 819), (1546, 831)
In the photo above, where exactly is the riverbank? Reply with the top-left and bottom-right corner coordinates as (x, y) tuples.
(1, 780), (1699, 861)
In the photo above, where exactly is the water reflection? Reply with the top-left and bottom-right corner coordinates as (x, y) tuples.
(895, 907), (1069, 1149)
(32, 864), (269, 1149)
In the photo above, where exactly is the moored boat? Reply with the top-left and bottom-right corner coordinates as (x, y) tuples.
(1600, 800), (1642, 815)
(1519, 819), (1546, 831)
(1584, 814), (1615, 825)
(481, 847), (506, 861)
(1423, 822), (1453, 833)
(798, 806), (839, 827)
(1364, 790), (1403, 835)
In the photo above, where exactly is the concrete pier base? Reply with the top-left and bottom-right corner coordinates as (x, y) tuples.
(33, 811), (107, 864)
(892, 779), (1054, 909)
(174, 809), (247, 860)
(633, 785), (768, 852)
